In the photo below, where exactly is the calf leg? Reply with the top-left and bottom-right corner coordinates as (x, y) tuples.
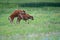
(8, 17), (14, 24)
(25, 20), (29, 24)
(17, 17), (21, 24)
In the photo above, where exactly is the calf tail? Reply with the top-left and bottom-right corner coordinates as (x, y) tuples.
(8, 17), (13, 23)
(8, 17), (12, 22)
(8, 17), (10, 20)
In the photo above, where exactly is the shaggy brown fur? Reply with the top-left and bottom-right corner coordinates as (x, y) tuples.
(8, 10), (26, 23)
(17, 13), (34, 23)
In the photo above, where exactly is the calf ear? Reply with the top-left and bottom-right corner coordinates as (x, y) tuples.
(23, 10), (25, 12)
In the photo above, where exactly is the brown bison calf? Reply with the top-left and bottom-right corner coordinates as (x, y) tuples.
(8, 10), (26, 23)
(17, 13), (34, 24)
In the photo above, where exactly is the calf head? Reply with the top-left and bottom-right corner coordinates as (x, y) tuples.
(29, 16), (34, 20)
(20, 10), (26, 15)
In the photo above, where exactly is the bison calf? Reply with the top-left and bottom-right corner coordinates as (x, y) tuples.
(17, 13), (34, 24)
(8, 10), (26, 23)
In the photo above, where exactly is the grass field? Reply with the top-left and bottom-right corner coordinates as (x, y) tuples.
(0, 0), (60, 3)
(0, 7), (60, 40)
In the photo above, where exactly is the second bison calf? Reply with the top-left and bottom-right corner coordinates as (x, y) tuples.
(17, 13), (34, 24)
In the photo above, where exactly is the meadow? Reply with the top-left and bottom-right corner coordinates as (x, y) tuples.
(0, 0), (60, 3)
(0, 7), (60, 40)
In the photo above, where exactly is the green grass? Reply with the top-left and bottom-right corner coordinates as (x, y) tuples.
(0, 0), (60, 3)
(0, 7), (60, 40)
